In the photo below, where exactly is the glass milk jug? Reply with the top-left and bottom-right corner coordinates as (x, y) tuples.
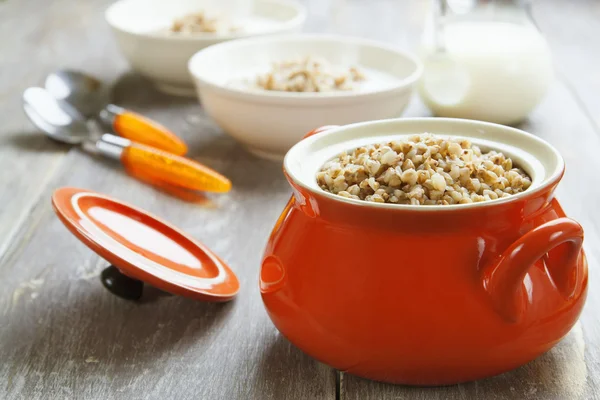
(418, 0), (554, 125)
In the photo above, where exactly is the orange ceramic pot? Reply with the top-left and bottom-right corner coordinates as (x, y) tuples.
(260, 118), (587, 385)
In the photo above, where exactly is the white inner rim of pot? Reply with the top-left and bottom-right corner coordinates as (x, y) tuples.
(284, 118), (564, 211)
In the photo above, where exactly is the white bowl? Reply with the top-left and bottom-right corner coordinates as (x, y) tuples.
(105, 0), (306, 97)
(188, 34), (422, 160)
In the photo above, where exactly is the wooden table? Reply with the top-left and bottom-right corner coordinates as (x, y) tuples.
(1, 0), (599, 398)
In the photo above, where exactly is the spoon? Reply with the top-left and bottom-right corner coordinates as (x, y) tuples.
(23, 87), (231, 193)
(45, 70), (188, 156)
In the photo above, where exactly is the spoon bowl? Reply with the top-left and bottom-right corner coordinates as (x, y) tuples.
(23, 87), (90, 144)
(45, 70), (109, 118)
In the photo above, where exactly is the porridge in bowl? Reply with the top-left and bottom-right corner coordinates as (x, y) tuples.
(256, 56), (365, 92)
(170, 11), (240, 34)
(229, 55), (402, 94)
(317, 134), (532, 205)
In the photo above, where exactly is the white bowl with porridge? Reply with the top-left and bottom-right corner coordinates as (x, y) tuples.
(188, 34), (422, 160)
(105, 0), (306, 96)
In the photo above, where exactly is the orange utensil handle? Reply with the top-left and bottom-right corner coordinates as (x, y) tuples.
(126, 165), (213, 204)
(482, 217), (584, 323)
(120, 143), (231, 193)
(101, 105), (188, 156)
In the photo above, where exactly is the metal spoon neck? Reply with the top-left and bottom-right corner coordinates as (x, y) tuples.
(85, 134), (130, 160)
(98, 104), (126, 128)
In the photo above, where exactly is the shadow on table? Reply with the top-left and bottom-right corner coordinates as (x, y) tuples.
(2, 279), (234, 383)
(3, 130), (70, 153)
(223, 152), (287, 192)
(341, 324), (587, 399)
(110, 72), (197, 109)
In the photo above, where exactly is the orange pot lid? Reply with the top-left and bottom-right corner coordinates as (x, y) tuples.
(51, 187), (239, 302)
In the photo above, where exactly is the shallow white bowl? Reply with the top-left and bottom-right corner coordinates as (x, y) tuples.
(188, 34), (422, 160)
(105, 0), (306, 97)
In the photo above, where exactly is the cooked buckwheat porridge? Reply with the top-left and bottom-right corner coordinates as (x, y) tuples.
(170, 11), (239, 34)
(316, 134), (532, 205)
(256, 56), (366, 92)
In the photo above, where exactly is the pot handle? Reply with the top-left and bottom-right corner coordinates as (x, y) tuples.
(303, 125), (340, 139)
(482, 218), (584, 323)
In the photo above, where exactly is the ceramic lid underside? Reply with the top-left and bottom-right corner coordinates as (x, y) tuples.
(52, 187), (239, 302)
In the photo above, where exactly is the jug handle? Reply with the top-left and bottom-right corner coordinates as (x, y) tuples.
(482, 218), (584, 323)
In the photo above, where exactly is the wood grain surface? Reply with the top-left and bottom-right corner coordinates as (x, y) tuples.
(0, 0), (598, 399)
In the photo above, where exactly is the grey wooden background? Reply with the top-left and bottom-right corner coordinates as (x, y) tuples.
(0, 0), (599, 399)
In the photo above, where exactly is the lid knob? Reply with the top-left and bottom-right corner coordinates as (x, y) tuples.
(101, 265), (144, 300)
